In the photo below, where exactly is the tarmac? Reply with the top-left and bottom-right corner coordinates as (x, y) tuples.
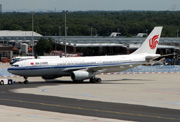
(0, 63), (180, 122)
(13, 73), (180, 110)
(0, 105), (125, 122)
(0, 63), (11, 69)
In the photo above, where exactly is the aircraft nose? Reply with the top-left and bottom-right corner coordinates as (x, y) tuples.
(7, 67), (15, 74)
(7, 68), (11, 72)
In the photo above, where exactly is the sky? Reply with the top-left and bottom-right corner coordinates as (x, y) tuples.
(1, 0), (180, 12)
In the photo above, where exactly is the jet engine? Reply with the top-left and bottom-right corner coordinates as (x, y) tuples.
(71, 70), (93, 81)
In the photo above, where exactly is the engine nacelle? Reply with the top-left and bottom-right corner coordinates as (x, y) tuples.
(71, 70), (93, 81)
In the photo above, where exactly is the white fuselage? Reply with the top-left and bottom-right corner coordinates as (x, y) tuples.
(8, 54), (155, 77)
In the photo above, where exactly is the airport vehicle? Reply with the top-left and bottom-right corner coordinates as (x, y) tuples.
(0, 79), (14, 85)
(8, 27), (162, 84)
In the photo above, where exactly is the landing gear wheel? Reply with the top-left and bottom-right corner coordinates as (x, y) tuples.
(90, 77), (101, 83)
(24, 80), (29, 84)
(0, 80), (4, 85)
(23, 76), (29, 84)
(8, 80), (13, 85)
(96, 78), (101, 83)
(90, 78), (95, 83)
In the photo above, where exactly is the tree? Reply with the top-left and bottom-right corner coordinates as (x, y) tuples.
(1, 11), (180, 37)
(35, 38), (54, 56)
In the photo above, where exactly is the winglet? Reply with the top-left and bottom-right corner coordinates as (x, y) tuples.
(131, 26), (163, 55)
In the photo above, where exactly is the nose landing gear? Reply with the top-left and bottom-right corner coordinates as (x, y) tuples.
(23, 76), (29, 84)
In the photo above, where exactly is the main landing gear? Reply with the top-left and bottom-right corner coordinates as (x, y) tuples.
(72, 77), (102, 83)
(23, 76), (29, 84)
(90, 77), (101, 83)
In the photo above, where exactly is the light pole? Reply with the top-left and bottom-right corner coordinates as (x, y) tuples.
(31, 12), (35, 56)
(91, 28), (93, 37)
(117, 28), (120, 36)
(177, 30), (179, 37)
(146, 29), (148, 36)
(63, 10), (68, 57)
(59, 26), (61, 36)
(55, 26), (61, 52)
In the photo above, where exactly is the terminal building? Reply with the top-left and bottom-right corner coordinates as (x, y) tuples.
(0, 30), (42, 62)
(0, 30), (180, 62)
(51, 36), (180, 57)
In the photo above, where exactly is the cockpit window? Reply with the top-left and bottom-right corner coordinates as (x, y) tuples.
(12, 65), (19, 67)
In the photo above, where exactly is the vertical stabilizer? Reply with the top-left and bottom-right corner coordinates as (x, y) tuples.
(131, 26), (163, 55)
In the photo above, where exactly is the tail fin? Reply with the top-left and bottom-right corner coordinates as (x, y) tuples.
(131, 26), (163, 55)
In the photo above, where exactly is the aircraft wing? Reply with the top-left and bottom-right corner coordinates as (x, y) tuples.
(87, 64), (140, 73)
(62, 63), (140, 74)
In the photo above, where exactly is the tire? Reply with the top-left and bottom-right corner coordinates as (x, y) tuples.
(96, 78), (101, 83)
(24, 80), (29, 84)
(90, 78), (95, 83)
(90, 78), (101, 83)
(0, 80), (4, 85)
(8, 80), (12, 85)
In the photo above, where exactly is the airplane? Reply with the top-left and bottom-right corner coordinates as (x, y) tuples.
(8, 26), (163, 84)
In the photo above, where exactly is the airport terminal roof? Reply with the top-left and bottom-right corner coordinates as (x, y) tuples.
(63, 42), (179, 49)
(129, 44), (180, 49)
(0, 30), (42, 37)
(57, 40), (179, 49)
(52, 36), (180, 45)
(59, 42), (126, 47)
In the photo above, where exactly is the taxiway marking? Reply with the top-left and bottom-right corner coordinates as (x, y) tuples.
(0, 98), (179, 121)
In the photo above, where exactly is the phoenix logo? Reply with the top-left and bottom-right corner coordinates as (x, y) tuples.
(149, 35), (159, 50)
